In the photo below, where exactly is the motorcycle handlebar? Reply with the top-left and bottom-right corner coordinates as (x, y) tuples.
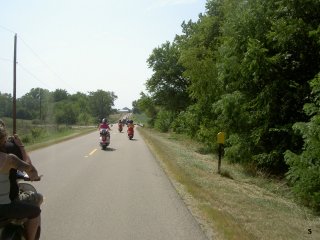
(16, 171), (42, 181)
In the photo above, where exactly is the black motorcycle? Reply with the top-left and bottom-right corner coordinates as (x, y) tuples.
(0, 171), (41, 240)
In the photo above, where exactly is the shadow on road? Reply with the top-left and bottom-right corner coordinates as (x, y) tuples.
(102, 147), (116, 151)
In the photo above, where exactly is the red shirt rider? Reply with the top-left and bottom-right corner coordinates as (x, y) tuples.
(99, 119), (110, 131)
(127, 120), (134, 134)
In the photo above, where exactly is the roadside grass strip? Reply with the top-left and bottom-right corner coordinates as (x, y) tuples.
(138, 127), (320, 240)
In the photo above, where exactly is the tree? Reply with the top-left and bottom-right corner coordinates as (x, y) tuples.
(212, 0), (320, 173)
(135, 92), (158, 126)
(146, 41), (191, 113)
(172, 0), (225, 141)
(54, 101), (77, 125)
(141, 0), (320, 176)
(15, 88), (51, 121)
(17, 88), (44, 120)
(1, 87), (118, 126)
(285, 73), (320, 212)
(132, 100), (141, 114)
(52, 89), (69, 102)
(0, 92), (13, 117)
(70, 92), (91, 124)
(177, 1), (224, 106)
(88, 90), (117, 121)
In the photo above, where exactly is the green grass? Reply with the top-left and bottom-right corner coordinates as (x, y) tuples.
(26, 127), (96, 151)
(109, 113), (127, 123)
(1, 113), (130, 151)
(138, 127), (320, 240)
(1, 117), (96, 151)
(132, 113), (149, 126)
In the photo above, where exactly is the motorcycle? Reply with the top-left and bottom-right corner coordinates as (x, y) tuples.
(99, 129), (110, 150)
(0, 171), (41, 240)
(127, 127), (134, 140)
(118, 123), (123, 133)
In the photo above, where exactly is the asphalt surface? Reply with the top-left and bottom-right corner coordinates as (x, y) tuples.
(29, 124), (208, 240)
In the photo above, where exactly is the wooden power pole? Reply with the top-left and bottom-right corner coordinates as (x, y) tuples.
(13, 33), (17, 134)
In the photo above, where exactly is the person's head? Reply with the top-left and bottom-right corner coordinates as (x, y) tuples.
(0, 119), (5, 128)
(102, 118), (106, 123)
(0, 125), (7, 146)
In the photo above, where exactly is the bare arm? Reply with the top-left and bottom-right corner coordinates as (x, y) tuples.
(18, 144), (32, 165)
(0, 152), (40, 180)
(11, 134), (32, 164)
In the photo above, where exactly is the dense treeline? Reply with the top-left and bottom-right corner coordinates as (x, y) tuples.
(0, 88), (117, 125)
(134, 0), (320, 211)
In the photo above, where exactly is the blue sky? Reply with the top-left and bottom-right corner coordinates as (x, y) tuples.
(0, 0), (206, 109)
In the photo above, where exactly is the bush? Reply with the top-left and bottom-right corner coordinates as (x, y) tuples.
(253, 151), (288, 176)
(284, 73), (320, 212)
(285, 149), (320, 212)
(30, 128), (45, 139)
(196, 123), (218, 152)
(224, 133), (253, 164)
(32, 119), (42, 125)
(21, 135), (30, 144)
(154, 110), (174, 132)
(171, 105), (200, 136)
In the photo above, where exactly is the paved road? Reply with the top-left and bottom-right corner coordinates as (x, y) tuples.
(29, 124), (208, 240)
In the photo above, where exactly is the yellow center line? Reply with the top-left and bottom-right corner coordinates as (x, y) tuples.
(89, 149), (97, 155)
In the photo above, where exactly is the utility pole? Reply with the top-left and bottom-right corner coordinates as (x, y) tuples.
(39, 88), (42, 121)
(13, 33), (17, 134)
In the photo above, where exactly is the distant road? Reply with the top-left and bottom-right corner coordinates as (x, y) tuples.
(30, 124), (208, 240)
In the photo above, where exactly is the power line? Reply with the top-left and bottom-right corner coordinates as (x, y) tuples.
(18, 63), (55, 90)
(0, 57), (11, 62)
(17, 36), (77, 93)
(0, 24), (77, 93)
(0, 25), (15, 64)
(0, 25), (15, 34)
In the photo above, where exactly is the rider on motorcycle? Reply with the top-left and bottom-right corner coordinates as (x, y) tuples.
(98, 118), (111, 131)
(127, 120), (134, 138)
(118, 120), (123, 131)
(127, 120), (134, 129)
(0, 121), (42, 240)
